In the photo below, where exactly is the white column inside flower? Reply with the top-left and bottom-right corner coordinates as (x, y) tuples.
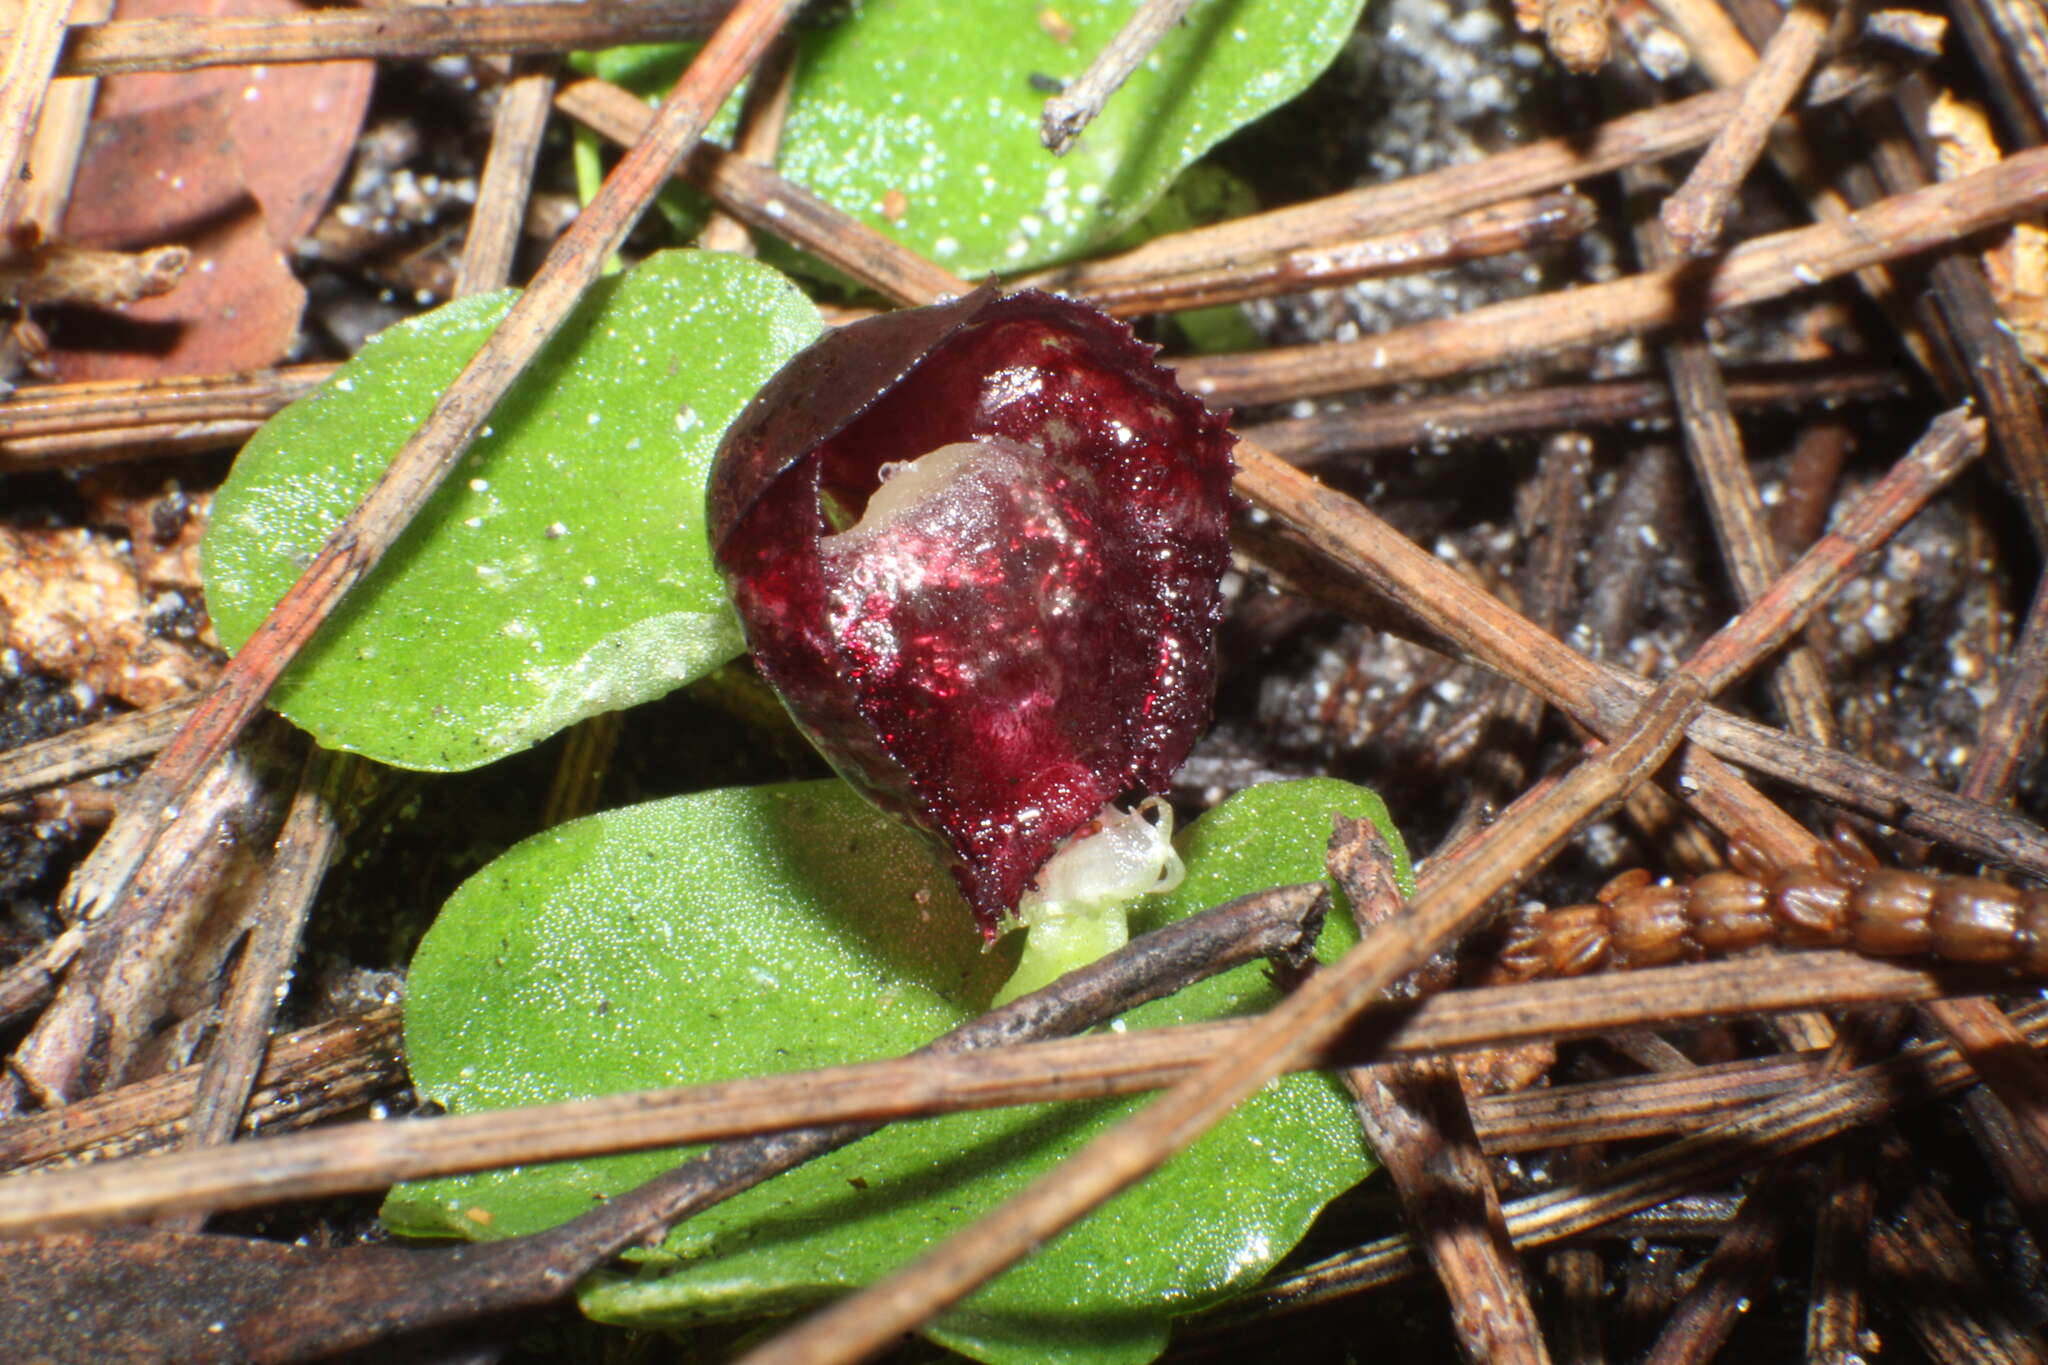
(823, 438), (1039, 547)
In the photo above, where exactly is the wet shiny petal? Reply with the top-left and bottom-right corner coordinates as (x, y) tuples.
(709, 287), (1235, 934)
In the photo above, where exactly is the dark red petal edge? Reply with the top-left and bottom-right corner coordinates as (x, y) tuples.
(711, 289), (1235, 936)
(706, 282), (999, 556)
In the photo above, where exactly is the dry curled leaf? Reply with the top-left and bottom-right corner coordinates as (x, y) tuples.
(0, 240), (189, 310)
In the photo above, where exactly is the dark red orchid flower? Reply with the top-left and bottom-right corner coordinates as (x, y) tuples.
(707, 285), (1236, 938)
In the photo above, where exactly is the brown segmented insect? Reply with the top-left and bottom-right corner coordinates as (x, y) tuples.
(1488, 830), (2048, 984)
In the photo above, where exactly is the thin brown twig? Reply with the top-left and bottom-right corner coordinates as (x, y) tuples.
(0, 1004), (402, 1171)
(0, 238), (188, 308)
(1961, 573), (2048, 808)
(539, 707), (620, 827)
(1770, 417), (1852, 552)
(1023, 42), (1914, 298)
(35, 1), (733, 78)
(698, 33), (798, 255)
(1701, 0), (1945, 384)
(0, 926), (85, 1028)
(1805, 1141), (1878, 1363)
(0, 0), (79, 230)
(1174, 145), (2048, 404)
(1922, 994), (2048, 1161)
(0, 364), (335, 441)
(1474, 1046), (1826, 1154)
(1868, 75), (2048, 551)
(1244, 365), (1903, 466)
(1942, 0), (2048, 145)
(1659, 0), (1831, 255)
(456, 50), (620, 830)
(10, 0), (109, 237)
(0, 951), (1980, 1231)
(1084, 193), (1597, 317)
(158, 749), (344, 1233)
(1040, 0), (1196, 154)
(1628, 161), (1839, 748)
(1779, 42), (2031, 581)
(1331, 818), (1546, 1365)
(0, 418), (265, 469)
(1558, 442), (1731, 874)
(1439, 432), (1591, 848)
(60, 0), (805, 961)
(0, 698), (197, 802)
(453, 59), (556, 297)
(1643, 0), (1759, 84)
(1345, 1055), (1550, 1363)
(1698, 707), (2036, 864)
(1226, 997), (2048, 1321)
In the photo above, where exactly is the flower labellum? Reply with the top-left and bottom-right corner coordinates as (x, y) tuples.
(708, 284), (1235, 941)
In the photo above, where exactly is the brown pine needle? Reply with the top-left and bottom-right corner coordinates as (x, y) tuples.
(1040, 0), (1196, 154)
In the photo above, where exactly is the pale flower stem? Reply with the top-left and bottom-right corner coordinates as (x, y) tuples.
(995, 904), (1134, 1007)
(993, 798), (1184, 1006)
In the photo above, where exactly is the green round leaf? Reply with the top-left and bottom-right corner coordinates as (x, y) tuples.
(387, 778), (1406, 1364)
(201, 251), (822, 770)
(595, 0), (1364, 278)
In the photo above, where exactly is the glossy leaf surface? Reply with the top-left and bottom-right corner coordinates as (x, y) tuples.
(590, 0), (1365, 277)
(203, 251), (821, 770)
(386, 778), (1406, 1364)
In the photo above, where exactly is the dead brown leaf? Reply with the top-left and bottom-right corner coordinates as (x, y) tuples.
(45, 0), (373, 381)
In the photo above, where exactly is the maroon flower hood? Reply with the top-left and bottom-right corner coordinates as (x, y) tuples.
(708, 285), (1235, 936)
